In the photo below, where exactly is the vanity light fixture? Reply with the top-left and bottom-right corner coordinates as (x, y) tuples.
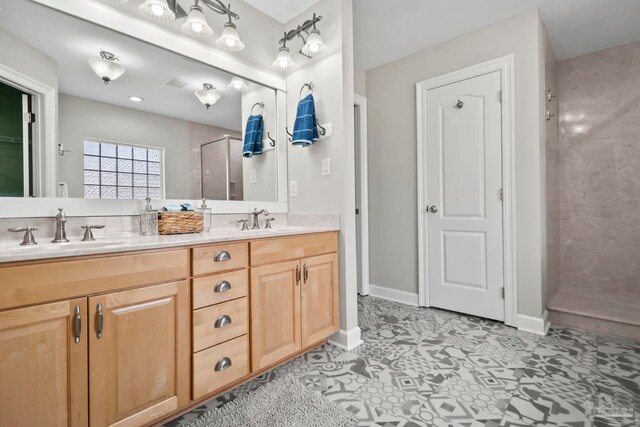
(194, 83), (221, 109)
(88, 51), (125, 85)
(227, 76), (248, 91)
(181, 0), (213, 37)
(216, 19), (244, 51)
(128, 95), (144, 102)
(274, 13), (325, 71)
(272, 39), (295, 71)
(301, 27), (327, 57)
(139, 0), (176, 22)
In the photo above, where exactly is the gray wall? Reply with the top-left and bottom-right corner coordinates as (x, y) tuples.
(58, 94), (191, 199)
(366, 10), (547, 319)
(0, 27), (58, 90)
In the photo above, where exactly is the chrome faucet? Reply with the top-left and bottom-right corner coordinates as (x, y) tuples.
(251, 208), (269, 230)
(52, 208), (69, 243)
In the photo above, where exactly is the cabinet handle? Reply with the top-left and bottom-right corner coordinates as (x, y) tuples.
(73, 306), (81, 344)
(96, 303), (104, 339)
(214, 315), (232, 328)
(214, 251), (231, 262)
(214, 280), (232, 293)
(214, 357), (232, 372)
(296, 265), (301, 286)
(303, 264), (309, 283)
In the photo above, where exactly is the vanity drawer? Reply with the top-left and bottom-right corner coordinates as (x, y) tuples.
(250, 232), (338, 266)
(192, 335), (249, 399)
(192, 269), (248, 309)
(192, 242), (249, 276)
(193, 297), (248, 352)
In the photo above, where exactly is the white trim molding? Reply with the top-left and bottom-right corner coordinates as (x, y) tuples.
(369, 284), (419, 307)
(416, 54), (517, 327)
(0, 63), (57, 198)
(354, 94), (370, 296)
(518, 310), (550, 336)
(329, 327), (363, 351)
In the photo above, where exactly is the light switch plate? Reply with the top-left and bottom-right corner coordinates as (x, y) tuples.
(322, 158), (331, 176)
(289, 180), (298, 197)
(249, 169), (256, 183)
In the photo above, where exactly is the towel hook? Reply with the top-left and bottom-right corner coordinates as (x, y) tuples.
(454, 100), (464, 109)
(285, 127), (293, 142)
(299, 82), (313, 99)
(316, 118), (327, 136)
(251, 101), (264, 115)
(267, 132), (276, 147)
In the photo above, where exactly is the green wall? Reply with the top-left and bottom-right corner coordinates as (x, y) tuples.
(0, 81), (25, 196)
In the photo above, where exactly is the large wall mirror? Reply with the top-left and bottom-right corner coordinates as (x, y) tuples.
(0, 0), (282, 207)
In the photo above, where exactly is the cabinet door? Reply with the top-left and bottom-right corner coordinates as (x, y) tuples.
(89, 281), (189, 427)
(0, 298), (88, 427)
(301, 253), (339, 347)
(250, 260), (301, 370)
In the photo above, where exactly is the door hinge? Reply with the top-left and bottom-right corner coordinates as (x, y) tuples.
(23, 112), (35, 124)
(498, 90), (502, 103)
(500, 287), (505, 299)
(499, 188), (504, 201)
(355, 208), (360, 215)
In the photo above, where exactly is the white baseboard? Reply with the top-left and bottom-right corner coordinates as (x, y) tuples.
(517, 310), (550, 335)
(329, 327), (363, 351)
(368, 284), (419, 306)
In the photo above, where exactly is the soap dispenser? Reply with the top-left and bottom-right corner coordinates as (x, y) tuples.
(139, 197), (158, 236)
(199, 198), (212, 232)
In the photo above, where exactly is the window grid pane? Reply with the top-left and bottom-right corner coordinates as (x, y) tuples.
(83, 140), (162, 200)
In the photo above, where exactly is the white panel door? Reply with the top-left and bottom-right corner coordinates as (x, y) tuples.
(425, 71), (504, 321)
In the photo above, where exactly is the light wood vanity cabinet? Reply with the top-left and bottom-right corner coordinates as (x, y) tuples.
(0, 298), (88, 427)
(88, 281), (190, 427)
(0, 231), (338, 427)
(250, 233), (339, 371)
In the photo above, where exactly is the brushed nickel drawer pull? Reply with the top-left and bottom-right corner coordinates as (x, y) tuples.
(96, 303), (104, 339)
(214, 280), (232, 293)
(214, 357), (232, 372)
(214, 251), (231, 262)
(214, 315), (232, 328)
(73, 306), (81, 344)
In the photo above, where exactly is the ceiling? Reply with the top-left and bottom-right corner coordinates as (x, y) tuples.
(354, 0), (640, 70)
(0, 0), (272, 131)
(242, 0), (321, 24)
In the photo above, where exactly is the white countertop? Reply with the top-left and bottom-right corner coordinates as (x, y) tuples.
(0, 226), (338, 264)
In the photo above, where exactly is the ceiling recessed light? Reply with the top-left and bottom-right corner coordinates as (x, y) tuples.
(128, 96), (144, 102)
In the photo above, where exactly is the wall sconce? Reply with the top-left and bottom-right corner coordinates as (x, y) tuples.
(88, 51), (125, 85)
(138, 0), (176, 22)
(273, 13), (326, 70)
(227, 77), (248, 91)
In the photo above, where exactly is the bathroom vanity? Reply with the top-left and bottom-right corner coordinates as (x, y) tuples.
(0, 228), (339, 427)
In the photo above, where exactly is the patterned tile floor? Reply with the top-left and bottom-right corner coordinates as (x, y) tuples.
(165, 296), (640, 426)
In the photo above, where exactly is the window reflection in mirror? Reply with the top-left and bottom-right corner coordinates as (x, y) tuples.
(0, 0), (278, 202)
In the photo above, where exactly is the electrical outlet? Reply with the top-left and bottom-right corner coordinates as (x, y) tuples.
(322, 158), (331, 176)
(249, 169), (256, 183)
(289, 180), (298, 197)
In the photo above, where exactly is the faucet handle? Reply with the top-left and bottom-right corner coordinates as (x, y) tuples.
(81, 225), (105, 241)
(236, 219), (249, 231)
(8, 226), (38, 246)
(265, 218), (275, 229)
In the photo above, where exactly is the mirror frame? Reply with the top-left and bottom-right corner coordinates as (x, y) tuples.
(0, 0), (288, 218)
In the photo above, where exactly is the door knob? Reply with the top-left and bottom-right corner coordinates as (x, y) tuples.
(428, 206), (438, 213)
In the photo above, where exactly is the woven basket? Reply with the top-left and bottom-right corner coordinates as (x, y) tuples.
(157, 211), (204, 235)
